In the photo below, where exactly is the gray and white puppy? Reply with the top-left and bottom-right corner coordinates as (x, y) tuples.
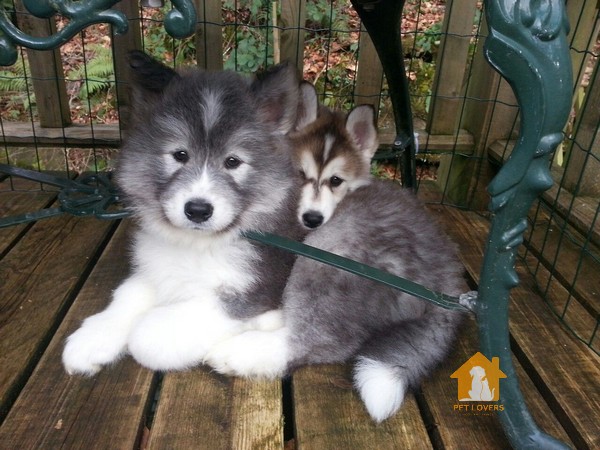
(62, 52), (305, 375)
(207, 86), (466, 423)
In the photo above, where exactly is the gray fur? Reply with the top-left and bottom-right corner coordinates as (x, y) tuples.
(283, 179), (465, 387)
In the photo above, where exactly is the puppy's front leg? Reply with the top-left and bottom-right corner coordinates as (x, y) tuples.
(62, 275), (155, 375)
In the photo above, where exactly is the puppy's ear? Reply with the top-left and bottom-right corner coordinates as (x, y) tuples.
(251, 62), (300, 134)
(294, 82), (319, 131)
(128, 51), (179, 108)
(346, 105), (379, 161)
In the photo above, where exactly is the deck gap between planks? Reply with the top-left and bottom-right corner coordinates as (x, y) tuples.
(414, 389), (446, 450)
(138, 372), (163, 449)
(282, 377), (296, 445)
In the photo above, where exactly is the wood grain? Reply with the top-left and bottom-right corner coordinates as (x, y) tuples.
(292, 364), (431, 449)
(0, 220), (155, 449)
(0, 208), (115, 414)
(148, 370), (284, 450)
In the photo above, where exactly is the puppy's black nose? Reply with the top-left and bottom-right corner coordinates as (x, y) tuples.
(302, 211), (324, 229)
(184, 200), (213, 223)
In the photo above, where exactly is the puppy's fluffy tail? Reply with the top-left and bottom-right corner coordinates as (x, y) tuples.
(353, 308), (463, 422)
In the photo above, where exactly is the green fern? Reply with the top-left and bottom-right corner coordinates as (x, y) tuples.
(0, 61), (28, 93)
(67, 44), (115, 101)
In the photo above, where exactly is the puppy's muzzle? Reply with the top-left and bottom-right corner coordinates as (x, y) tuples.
(184, 200), (214, 223)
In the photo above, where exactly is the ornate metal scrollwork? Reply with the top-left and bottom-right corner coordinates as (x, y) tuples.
(0, 0), (196, 66)
(477, 0), (572, 448)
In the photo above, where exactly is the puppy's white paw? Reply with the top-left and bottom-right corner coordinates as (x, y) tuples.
(62, 314), (129, 376)
(207, 328), (289, 378)
(354, 358), (406, 423)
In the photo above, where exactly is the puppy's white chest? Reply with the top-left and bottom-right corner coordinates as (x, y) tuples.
(133, 231), (257, 305)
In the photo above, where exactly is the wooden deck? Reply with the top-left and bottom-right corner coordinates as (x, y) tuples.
(1, 176), (599, 449)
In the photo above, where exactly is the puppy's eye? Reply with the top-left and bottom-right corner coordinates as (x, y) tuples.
(330, 176), (344, 187)
(173, 150), (189, 163)
(224, 156), (242, 169)
(298, 170), (306, 179)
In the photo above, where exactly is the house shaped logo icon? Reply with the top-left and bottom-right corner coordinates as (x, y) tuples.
(450, 352), (507, 402)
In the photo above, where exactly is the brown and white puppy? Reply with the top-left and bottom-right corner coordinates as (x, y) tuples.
(289, 83), (379, 228)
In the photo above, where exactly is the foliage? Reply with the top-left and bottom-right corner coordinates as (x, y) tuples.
(0, 59), (34, 120)
(224, 28), (273, 72)
(142, 5), (196, 65)
(222, 0), (273, 72)
(0, 61), (27, 92)
(67, 44), (114, 101)
(415, 21), (442, 59)
(306, 0), (339, 30)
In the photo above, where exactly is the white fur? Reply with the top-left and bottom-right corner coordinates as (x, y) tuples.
(354, 357), (406, 423)
(63, 226), (261, 374)
(201, 89), (223, 132)
(298, 182), (337, 226)
(323, 133), (335, 161)
(63, 275), (155, 375)
(127, 296), (243, 371)
(206, 327), (290, 378)
(299, 151), (319, 181)
(297, 155), (355, 226)
(162, 169), (237, 232)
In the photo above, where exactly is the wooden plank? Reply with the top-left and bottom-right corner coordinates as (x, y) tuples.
(113, 0), (143, 128)
(1, 121), (472, 153)
(427, 0), (479, 134)
(0, 204), (115, 417)
(489, 139), (600, 247)
(279, 0), (307, 72)
(432, 205), (600, 449)
(15, 1), (71, 128)
(148, 370), (283, 449)
(195, 0), (224, 71)
(0, 178), (58, 253)
(292, 364), (431, 449)
(524, 209), (600, 321)
(563, 58), (600, 195)
(518, 246), (598, 348)
(0, 220), (155, 449)
(0, 122), (121, 147)
(445, 16), (519, 208)
(379, 127), (474, 152)
(566, 0), (600, 102)
(354, 25), (383, 111)
(419, 312), (572, 448)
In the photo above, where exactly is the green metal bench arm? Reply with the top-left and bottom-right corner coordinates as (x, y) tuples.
(0, 0), (196, 66)
(477, 0), (572, 448)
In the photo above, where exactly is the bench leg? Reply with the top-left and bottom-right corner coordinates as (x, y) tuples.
(472, 0), (572, 448)
(351, 0), (417, 189)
